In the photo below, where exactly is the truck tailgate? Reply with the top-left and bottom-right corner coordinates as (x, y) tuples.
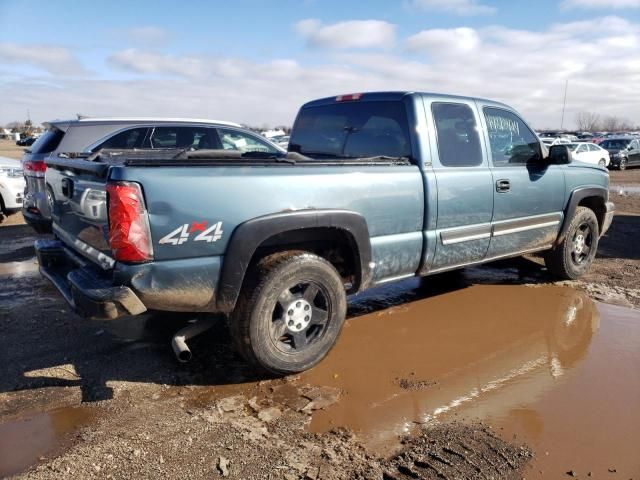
(46, 157), (114, 268)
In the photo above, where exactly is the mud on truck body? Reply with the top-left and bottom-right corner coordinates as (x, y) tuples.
(36, 91), (614, 374)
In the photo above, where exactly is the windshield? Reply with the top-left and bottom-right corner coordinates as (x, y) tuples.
(289, 101), (412, 159)
(600, 139), (631, 150)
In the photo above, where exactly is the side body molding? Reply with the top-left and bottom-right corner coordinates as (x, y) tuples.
(216, 209), (372, 312)
(555, 186), (608, 246)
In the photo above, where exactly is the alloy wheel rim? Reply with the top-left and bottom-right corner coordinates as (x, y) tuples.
(571, 223), (592, 265)
(270, 281), (330, 354)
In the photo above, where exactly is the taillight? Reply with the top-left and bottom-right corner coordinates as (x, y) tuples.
(23, 160), (47, 177)
(106, 181), (153, 263)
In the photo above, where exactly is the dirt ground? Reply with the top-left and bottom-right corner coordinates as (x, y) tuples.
(0, 139), (639, 479)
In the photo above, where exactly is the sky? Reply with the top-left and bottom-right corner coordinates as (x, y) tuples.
(1, 0), (639, 129)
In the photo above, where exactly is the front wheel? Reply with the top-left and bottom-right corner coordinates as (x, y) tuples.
(229, 251), (347, 375)
(544, 207), (599, 280)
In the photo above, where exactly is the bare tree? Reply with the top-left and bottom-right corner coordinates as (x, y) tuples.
(600, 115), (633, 132)
(575, 111), (600, 131)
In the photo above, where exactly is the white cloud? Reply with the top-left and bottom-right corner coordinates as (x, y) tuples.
(2, 16), (640, 130)
(561, 0), (640, 9)
(407, 0), (496, 15)
(406, 27), (480, 54)
(126, 26), (171, 45)
(295, 19), (396, 49)
(0, 43), (84, 75)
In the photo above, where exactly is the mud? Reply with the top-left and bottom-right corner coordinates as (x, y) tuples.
(0, 406), (94, 478)
(297, 283), (640, 477)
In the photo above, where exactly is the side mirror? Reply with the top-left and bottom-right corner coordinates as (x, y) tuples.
(548, 144), (572, 165)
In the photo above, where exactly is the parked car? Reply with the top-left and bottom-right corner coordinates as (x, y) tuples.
(0, 156), (25, 218)
(37, 91), (614, 375)
(22, 118), (285, 233)
(566, 142), (610, 167)
(599, 137), (640, 170)
(271, 135), (290, 149)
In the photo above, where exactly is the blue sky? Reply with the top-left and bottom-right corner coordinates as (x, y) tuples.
(1, 0), (639, 128)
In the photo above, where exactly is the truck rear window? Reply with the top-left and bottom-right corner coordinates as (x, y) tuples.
(289, 101), (412, 159)
(29, 127), (65, 154)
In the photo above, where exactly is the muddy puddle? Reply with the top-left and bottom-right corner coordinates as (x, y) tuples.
(297, 283), (640, 477)
(0, 258), (38, 278)
(611, 184), (640, 196)
(0, 405), (94, 477)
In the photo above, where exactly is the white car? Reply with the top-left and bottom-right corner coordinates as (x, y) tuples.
(0, 156), (25, 216)
(566, 142), (610, 168)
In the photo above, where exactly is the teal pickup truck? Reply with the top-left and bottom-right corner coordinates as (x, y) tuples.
(36, 91), (614, 374)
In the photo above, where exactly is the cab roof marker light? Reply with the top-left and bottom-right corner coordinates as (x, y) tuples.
(336, 93), (363, 102)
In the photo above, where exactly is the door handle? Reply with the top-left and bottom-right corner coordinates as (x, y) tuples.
(496, 179), (510, 193)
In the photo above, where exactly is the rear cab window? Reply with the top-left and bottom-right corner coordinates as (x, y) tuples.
(29, 127), (65, 154)
(431, 102), (483, 167)
(289, 100), (412, 159)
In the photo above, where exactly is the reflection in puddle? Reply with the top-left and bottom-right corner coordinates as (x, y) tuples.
(298, 284), (640, 477)
(0, 259), (38, 278)
(0, 406), (94, 477)
(611, 184), (640, 196)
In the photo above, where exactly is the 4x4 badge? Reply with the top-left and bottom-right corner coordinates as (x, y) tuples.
(159, 221), (223, 245)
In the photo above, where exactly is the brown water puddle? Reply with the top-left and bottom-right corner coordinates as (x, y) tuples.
(297, 284), (640, 477)
(0, 406), (94, 477)
(0, 259), (38, 278)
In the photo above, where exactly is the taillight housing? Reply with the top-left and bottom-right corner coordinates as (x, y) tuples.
(23, 160), (47, 177)
(106, 181), (153, 263)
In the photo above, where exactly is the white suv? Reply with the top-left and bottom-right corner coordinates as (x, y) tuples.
(22, 118), (284, 233)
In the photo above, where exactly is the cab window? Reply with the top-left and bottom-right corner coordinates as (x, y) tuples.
(484, 108), (541, 166)
(432, 102), (483, 167)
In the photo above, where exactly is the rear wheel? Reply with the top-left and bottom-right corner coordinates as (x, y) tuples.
(544, 207), (599, 280)
(598, 159), (606, 167)
(229, 251), (347, 375)
(619, 157), (628, 170)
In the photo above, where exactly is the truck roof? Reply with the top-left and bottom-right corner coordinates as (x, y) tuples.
(301, 91), (510, 109)
(44, 117), (242, 131)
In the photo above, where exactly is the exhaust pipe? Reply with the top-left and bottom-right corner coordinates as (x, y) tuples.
(171, 318), (216, 363)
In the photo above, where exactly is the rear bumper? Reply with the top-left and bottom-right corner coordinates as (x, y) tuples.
(601, 201), (615, 236)
(35, 239), (147, 320)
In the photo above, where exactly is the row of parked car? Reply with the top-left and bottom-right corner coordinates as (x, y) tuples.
(539, 134), (640, 170)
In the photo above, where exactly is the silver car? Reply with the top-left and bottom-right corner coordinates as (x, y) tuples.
(22, 118), (284, 233)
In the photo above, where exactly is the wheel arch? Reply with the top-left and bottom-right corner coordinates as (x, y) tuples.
(216, 209), (372, 313)
(555, 187), (607, 246)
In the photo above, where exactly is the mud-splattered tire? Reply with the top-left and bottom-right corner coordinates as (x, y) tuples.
(229, 251), (347, 375)
(544, 207), (599, 280)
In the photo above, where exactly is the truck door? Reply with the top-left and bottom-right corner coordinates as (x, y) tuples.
(423, 98), (493, 271)
(478, 105), (565, 258)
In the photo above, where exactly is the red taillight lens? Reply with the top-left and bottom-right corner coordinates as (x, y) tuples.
(106, 182), (153, 263)
(23, 160), (47, 177)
